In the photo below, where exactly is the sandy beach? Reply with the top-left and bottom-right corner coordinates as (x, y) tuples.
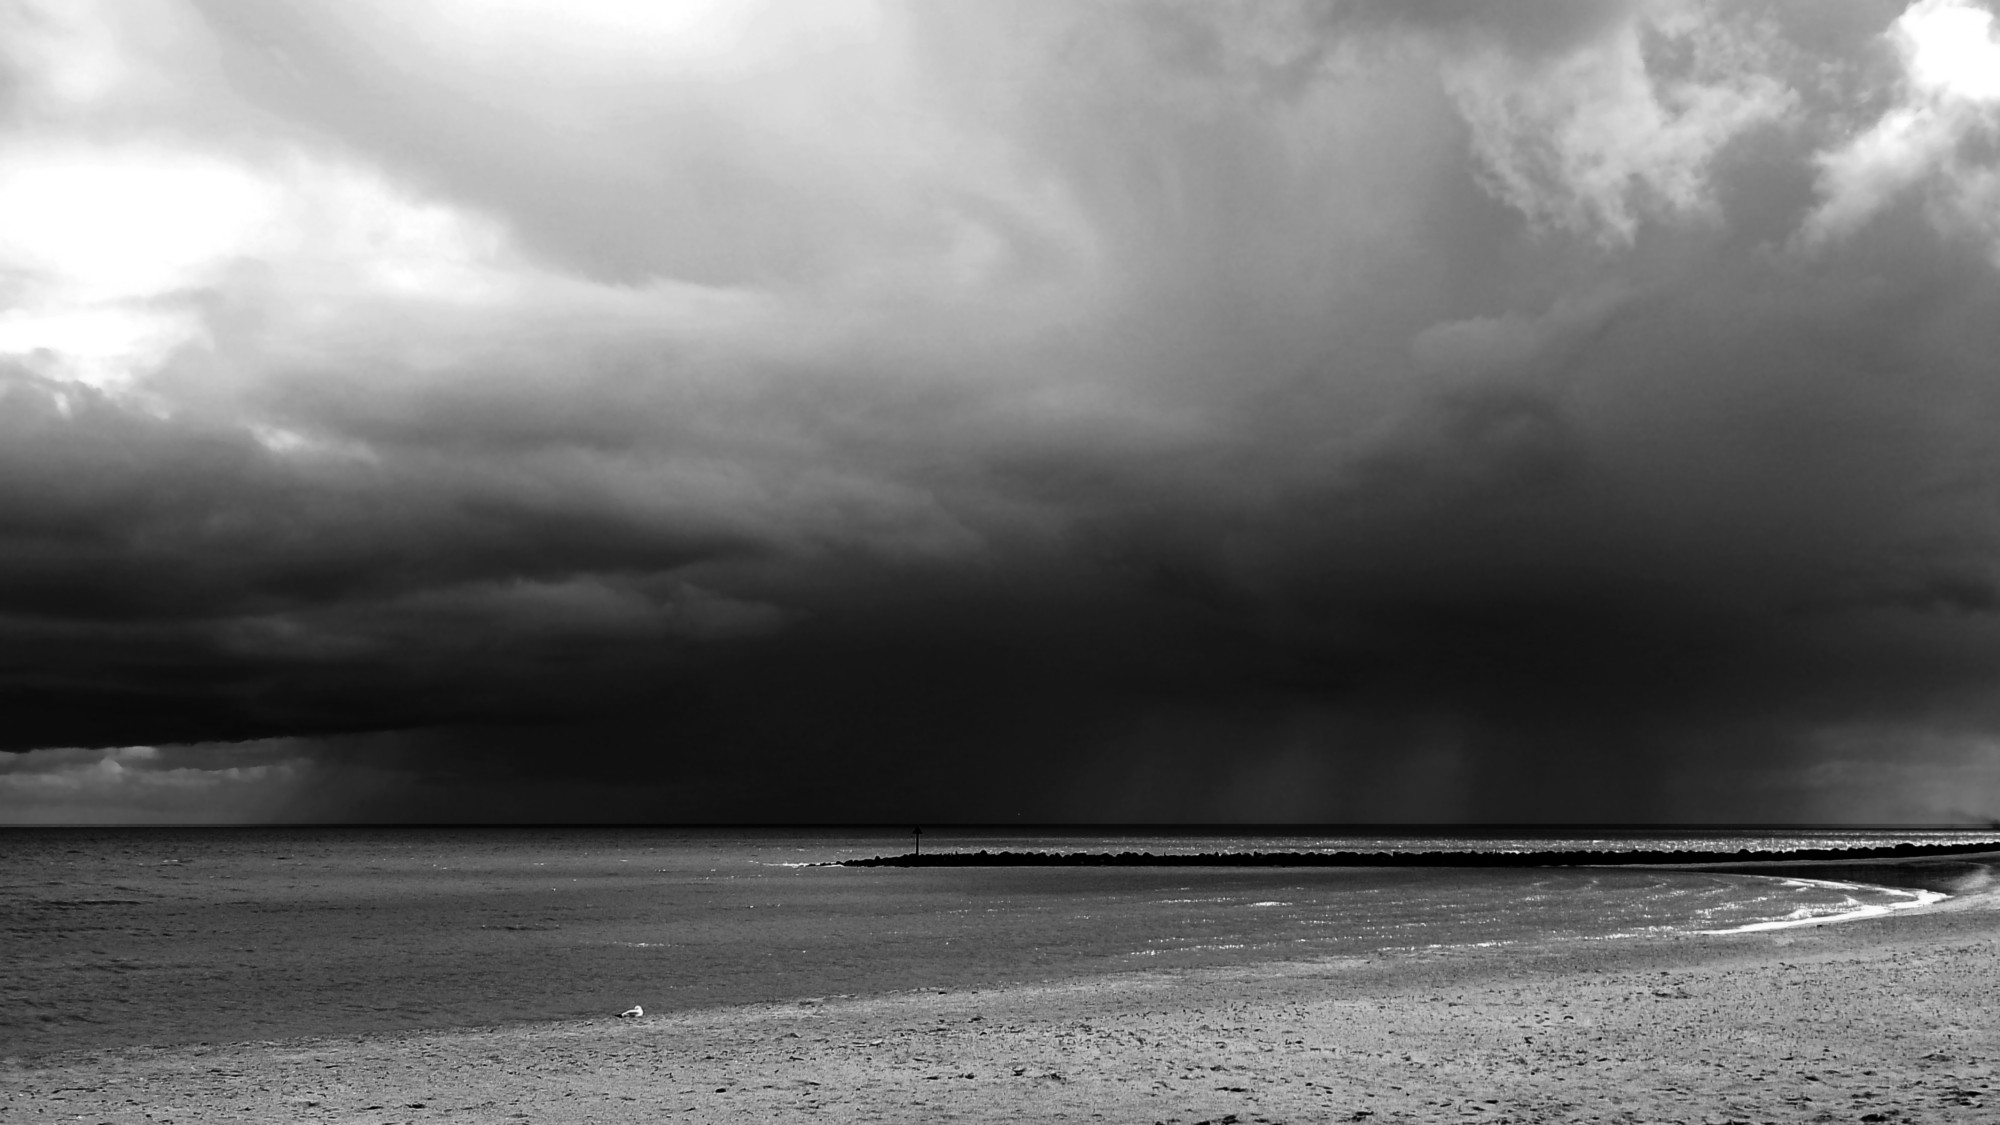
(6, 880), (1995, 1125)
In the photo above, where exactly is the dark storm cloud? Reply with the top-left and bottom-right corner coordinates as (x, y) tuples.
(0, 361), (770, 748)
(4, 0), (2000, 823)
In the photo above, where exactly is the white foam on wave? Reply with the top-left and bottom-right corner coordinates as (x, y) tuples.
(1697, 876), (1949, 934)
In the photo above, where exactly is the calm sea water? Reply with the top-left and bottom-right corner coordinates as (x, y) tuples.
(3, 826), (1993, 1059)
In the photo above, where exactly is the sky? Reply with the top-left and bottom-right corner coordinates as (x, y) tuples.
(4, 0), (2000, 825)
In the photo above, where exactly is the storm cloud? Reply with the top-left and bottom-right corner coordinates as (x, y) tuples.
(5, 0), (2000, 824)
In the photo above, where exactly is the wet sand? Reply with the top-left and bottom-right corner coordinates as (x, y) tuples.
(5, 880), (1995, 1124)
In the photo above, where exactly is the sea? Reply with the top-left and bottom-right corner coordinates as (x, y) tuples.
(4, 826), (1996, 1060)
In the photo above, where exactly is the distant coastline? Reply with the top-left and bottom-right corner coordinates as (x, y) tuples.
(837, 839), (2000, 874)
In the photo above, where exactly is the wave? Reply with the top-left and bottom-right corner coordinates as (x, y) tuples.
(1695, 877), (1950, 934)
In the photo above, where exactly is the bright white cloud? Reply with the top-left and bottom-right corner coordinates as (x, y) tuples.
(1443, 1), (1794, 245)
(1899, 0), (2000, 100)
(1804, 0), (2000, 250)
(0, 143), (274, 391)
(0, 144), (272, 294)
(0, 135), (543, 407)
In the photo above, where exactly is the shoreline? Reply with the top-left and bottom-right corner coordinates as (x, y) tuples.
(7, 883), (1995, 1123)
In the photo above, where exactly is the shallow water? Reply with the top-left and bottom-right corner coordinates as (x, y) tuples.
(1, 826), (1988, 1058)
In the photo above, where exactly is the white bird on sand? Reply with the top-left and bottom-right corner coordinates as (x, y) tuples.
(618, 1005), (644, 1018)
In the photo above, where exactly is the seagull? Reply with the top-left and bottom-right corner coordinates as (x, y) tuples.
(618, 1005), (643, 1018)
